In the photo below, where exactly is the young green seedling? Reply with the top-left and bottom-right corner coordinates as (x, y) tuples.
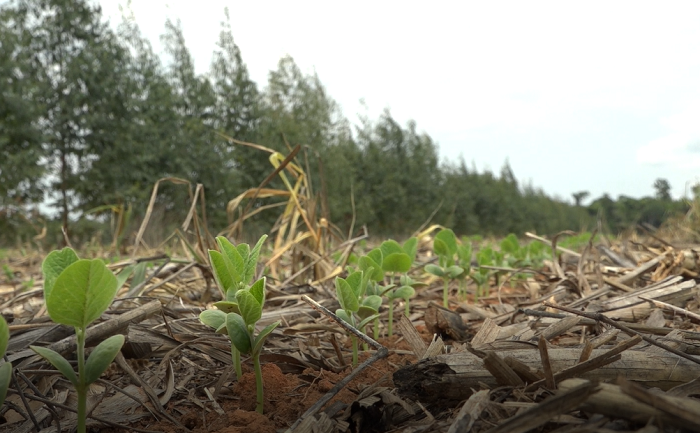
(335, 271), (380, 367)
(455, 240), (473, 300)
(228, 278), (280, 414)
(201, 235), (267, 380)
(0, 316), (12, 407)
(425, 229), (464, 307)
(378, 239), (415, 337)
(358, 247), (386, 340)
(31, 248), (124, 433)
(472, 247), (495, 300)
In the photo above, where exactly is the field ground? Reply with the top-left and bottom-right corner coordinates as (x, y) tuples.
(1, 231), (700, 432)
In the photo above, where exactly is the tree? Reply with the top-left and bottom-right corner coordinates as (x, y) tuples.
(210, 8), (262, 195)
(161, 18), (235, 226)
(654, 178), (671, 201)
(0, 4), (45, 208)
(12, 0), (134, 236)
(572, 191), (590, 206)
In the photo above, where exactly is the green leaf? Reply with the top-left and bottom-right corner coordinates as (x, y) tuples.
(393, 286), (415, 300)
(457, 242), (473, 265)
(213, 301), (240, 314)
(248, 277), (265, 305)
(435, 229), (458, 256)
(209, 250), (236, 294)
(446, 265), (465, 279)
(252, 321), (280, 355)
(244, 235), (268, 285)
(357, 314), (379, 329)
(362, 295), (382, 312)
(335, 309), (354, 326)
(500, 233), (520, 255)
(42, 247), (79, 299)
(345, 271), (363, 298)
(357, 305), (378, 320)
(236, 290), (262, 327)
(46, 259), (118, 329)
(131, 262), (148, 288)
(433, 238), (449, 260)
(0, 316), (9, 358)
(115, 265), (134, 291)
(382, 253), (411, 274)
(0, 362), (11, 406)
(380, 240), (404, 258)
(85, 334), (124, 384)
(477, 248), (494, 266)
(425, 264), (444, 277)
(30, 346), (78, 386)
(403, 237), (418, 263)
(216, 237), (245, 287)
(200, 309), (227, 330)
(367, 248), (383, 268)
(226, 313), (252, 354)
(335, 277), (359, 312)
(359, 257), (383, 282)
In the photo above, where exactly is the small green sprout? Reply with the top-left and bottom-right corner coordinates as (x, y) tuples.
(201, 278), (279, 414)
(335, 271), (380, 367)
(378, 239), (416, 337)
(472, 247), (495, 300)
(425, 229), (464, 307)
(201, 235), (267, 381)
(0, 316), (12, 407)
(455, 240), (473, 300)
(200, 235), (279, 414)
(32, 248), (124, 433)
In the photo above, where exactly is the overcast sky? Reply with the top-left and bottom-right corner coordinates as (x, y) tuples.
(99, 1), (700, 203)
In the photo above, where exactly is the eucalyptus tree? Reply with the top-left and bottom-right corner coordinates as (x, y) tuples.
(0, 4), (45, 209)
(9, 0), (134, 236)
(162, 18), (236, 226)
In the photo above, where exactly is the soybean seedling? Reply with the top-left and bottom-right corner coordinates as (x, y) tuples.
(201, 235), (267, 381)
(425, 229), (464, 307)
(335, 271), (381, 366)
(201, 278), (279, 414)
(31, 248), (124, 433)
(0, 316), (11, 407)
(472, 247), (495, 300)
(378, 239), (416, 337)
(455, 240), (473, 300)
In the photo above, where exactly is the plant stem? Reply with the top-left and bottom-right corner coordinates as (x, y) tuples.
(351, 335), (358, 367)
(443, 277), (449, 308)
(388, 301), (394, 337)
(404, 299), (410, 317)
(231, 343), (242, 381)
(76, 328), (87, 433)
(372, 317), (379, 341)
(253, 352), (264, 414)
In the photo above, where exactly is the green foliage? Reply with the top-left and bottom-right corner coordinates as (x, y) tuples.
(426, 229), (464, 307)
(0, 0), (689, 246)
(32, 247), (124, 433)
(334, 271), (380, 366)
(0, 316), (12, 407)
(199, 235), (278, 414)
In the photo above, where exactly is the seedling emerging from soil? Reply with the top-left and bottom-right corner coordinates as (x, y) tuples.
(32, 248), (124, 433)
(426, 229), (464, 307)
(455, 240), (473, 299)
(201, 278), (279, 413)
(335, 271), (380, 366)
(378, 239), (416, 337)
(0, 316), (11, 407)
(202, 235), (267, 380)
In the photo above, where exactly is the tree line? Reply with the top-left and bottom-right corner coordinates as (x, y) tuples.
(0, 0), (689, 246)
